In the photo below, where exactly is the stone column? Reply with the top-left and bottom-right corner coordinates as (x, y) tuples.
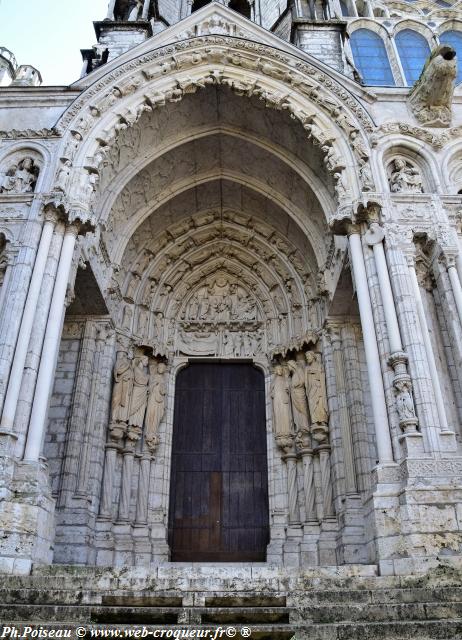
(318, 446), (335, 518)
(0, 250), (14, 321)
(118, 426), (141, 521)
(348, 228), (394, 464)
(0, 219), (43, 415)
(99, 443), (119, 519)
(106, 0), (117, 19)
(281, 445), (300, 525)
(365, 223), (419, 445)
(2, 213), (62, 438)
(135, 453), (152, 525)
(445, 256), (462, 327)
(457, 239), (462, 283)
(384, 230), (443, 453)
(58, 320), (98, 507)
(142, 0), (151, 19)
(76, 324), (114, 498)
(329, 330), (358, 495)
(406, 253), (451, 439)
(23, 223), (79, 461)
(296, 427), (317, 523)
(13, 224), (65, 456)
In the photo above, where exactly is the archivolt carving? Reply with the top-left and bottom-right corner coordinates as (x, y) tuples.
(55, 36), (374, 211)
(371, 122), (462, 150)
(112, 210), (320, 359)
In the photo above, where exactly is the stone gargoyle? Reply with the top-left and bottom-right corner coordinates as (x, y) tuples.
(408, 44), (457, 128)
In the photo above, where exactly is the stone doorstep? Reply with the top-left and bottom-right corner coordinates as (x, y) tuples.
(4, 585), (462, 604)
(2, 622), (462, 640)
(29, 563), (379, 579)
(3, 601), (462, 624)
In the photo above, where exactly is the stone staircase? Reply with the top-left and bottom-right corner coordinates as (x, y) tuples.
(1, 564), (462, 639)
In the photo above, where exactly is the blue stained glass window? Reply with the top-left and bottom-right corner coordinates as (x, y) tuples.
(395, 29), (431, 85)
(350, 29), (395, 86)
(440, 31), (462, 83)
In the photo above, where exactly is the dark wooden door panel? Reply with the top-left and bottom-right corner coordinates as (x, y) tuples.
(168, 363), (269, 562)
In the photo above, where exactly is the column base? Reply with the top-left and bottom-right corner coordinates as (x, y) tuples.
(300, 521), (320, 566)
(0, 457), (55, 574)
(318, 517), (338, 565)
(95, 519), (115, 566)
(283, 524), (303, 567)
(439, 430), (458, 452)
(399, 432), (425, 458)
(336, 494), (370, 564)
(364, 457), (462, 572)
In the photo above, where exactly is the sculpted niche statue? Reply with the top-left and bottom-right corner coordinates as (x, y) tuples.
(271, 364), (293, 450)
(408, 45), (457, 128)
(305, 351), (329, 444)
(388, 159), (423, 194)
(109, 350), (134, 438)
(287, 359), (310, 432)
(128, 355), (150, 435)
(0, 157), (39, 194)
(145, 361), (167, 452)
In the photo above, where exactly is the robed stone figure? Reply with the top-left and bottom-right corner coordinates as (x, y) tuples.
(271, 364), (293, 449)
(110, 351), (134, 435)
(287, 359), (309, 432)
(305, 351), (329, 425)
(145, 361), (167, 451)
(128, 355), (149, 433)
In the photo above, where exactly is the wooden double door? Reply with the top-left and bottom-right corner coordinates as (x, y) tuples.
(168, 363), (269, 562)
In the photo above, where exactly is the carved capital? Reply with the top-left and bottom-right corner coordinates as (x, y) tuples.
(440, 251), (458, 270)
(67, 209), (96, 235)
(364, 221), (385, 247)
(357, 201), (381, 224)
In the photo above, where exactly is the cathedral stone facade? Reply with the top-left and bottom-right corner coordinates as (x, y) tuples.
(1, 0), (462, 580)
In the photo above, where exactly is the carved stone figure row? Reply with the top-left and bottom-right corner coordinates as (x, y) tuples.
(271, 350), (334, 524)
(109, 349), (167, 453)
(61, 64), (366, 207)
(177, 327), (264, 357)
(0, 157), (40, 194)
(271, 350), (329, 452)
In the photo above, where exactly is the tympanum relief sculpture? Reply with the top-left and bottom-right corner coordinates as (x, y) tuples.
(271, 348), (334, 523)
(176, 274), (265, 357)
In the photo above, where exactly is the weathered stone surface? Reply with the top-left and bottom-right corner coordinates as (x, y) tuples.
(0, 0), (462, 591)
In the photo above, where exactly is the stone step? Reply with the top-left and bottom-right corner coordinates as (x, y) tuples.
(4, 600), (462, 625)
(0, 574), (414, 593)
(0, 624), (296, 640)
(298, 601), (462, 623)
(3, 585), (462, 606)
(3, 620), (462, 640)
(301, 619), (462, 640)
(0, 604), (294, 625)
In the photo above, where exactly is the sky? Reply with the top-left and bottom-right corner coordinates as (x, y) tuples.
(0, 0), (109, 85)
